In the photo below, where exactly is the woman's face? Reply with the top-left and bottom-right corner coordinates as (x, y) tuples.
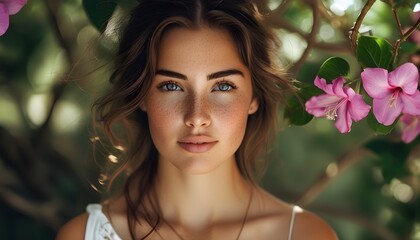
(141, 27), (258, 174)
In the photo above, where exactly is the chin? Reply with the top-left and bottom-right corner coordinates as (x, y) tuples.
(172, 156), (233, 175)
(177, 160), (222, 175)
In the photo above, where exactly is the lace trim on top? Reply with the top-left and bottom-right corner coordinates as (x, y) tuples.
(85, 204), (122, 240)
(84, 203), (300, 240)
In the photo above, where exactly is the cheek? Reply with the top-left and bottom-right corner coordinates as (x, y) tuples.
(212, 104), (249, 154)
(145, 97), (183, 143)
(214, 91), (253, 115)
(215, 104), (248, 125)
(146, 94), (183, 121)
(212, 96), (252, 132)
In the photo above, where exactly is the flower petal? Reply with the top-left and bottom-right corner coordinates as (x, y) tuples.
(0, 3), (9, 36)
(401, 114), (420, 143)
(334, 102), (351, 133)
(347, 93), (371, 121)
(305, 94), (341, 117)
(402, 127), (420, 143)
(331, 77), (347, 97)
(4, 0), (27, 15)
(388, 63), (419, 95)
(361, 68), (393, 99)
(400, 113), (414, 125)
(314, 76), (334, 95)
(400, 90), (420, 115)
(372, 97), (403, 125)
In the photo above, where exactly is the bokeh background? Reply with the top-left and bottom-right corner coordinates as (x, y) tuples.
(0, 0), (419, 239)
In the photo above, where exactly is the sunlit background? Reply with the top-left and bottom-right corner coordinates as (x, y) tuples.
(0, 0), (419, 239)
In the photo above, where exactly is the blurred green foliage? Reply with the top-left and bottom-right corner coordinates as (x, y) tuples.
(0, 0), (419, 239)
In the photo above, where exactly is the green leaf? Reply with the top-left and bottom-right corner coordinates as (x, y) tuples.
(356, 36), (393, 70)
(364, 138), (411, 183)
(366, 111), (398, 135)
(83, 0), (117, 33)
(317, 57), (350, 82)
(284, 84), (323, 126)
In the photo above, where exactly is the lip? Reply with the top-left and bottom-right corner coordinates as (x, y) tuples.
(178, 135), (218, 153)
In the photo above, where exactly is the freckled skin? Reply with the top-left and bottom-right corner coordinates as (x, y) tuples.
(142, 27), (258, 174)
(57, 26), (338, 240)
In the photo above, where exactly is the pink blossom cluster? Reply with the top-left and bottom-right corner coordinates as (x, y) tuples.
(0, 0), (27, 36)
(305, 76), (371, 134)
(306, 63), (420, 143)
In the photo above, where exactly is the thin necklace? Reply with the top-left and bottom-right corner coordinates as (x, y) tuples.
(161, 186), (253, 240)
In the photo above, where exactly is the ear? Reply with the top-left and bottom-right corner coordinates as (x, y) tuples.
(139, 101), (147, 112)
(248, 98), (259, 115)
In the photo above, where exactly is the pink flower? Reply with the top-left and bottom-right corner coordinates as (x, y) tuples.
(361, 63), (420, 126)
(0, 0), (27, 36)
(400, 114), (420, 143)
(305, 76), (371, 133)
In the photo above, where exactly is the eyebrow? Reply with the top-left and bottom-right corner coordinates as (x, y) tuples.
(155, 69), (244, 80)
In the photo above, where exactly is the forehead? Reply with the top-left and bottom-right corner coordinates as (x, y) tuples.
(156, 27), (248, 75)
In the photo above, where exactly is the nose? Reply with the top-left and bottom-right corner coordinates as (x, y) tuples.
(184, 94), (211, 128)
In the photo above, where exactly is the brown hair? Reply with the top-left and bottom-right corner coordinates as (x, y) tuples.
(94, 0), (295, 238)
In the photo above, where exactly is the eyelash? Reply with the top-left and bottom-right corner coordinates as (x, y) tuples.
(213, 80), (237, 92)
(157, 80), (238, 92)
(157, 81), (183, 91)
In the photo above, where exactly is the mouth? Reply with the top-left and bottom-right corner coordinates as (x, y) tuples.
(177, 136), (218, 153)
(178, 142), (217, 153)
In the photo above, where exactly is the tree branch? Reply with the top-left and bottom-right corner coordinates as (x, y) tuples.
(297, 147), (374, 206)
(391, 14), (420, 67)
(0, 126), (50, 199)
(267, 14), (350, 55)
(37, 0), (76, 134)
(271, 0), (292, 17)
(290, 0), (322, 73)
(403, 17), (420, 40)
(44, 0), (73, 63)
(350, 0), (377, 53)
(0, 187), (63, 229)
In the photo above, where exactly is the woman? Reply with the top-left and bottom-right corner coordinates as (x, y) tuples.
(57, 0), (338, 239)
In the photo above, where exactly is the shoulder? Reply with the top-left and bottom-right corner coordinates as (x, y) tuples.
(245, 187), (337, 240)
(55, 213), (88, 240)
(292, 208), (338, 240)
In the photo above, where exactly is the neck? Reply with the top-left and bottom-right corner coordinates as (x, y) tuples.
(153, 156), (251, 230)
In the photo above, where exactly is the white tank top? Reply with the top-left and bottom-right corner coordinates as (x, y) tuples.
(85, 204), (122, 240)
(84, 203), (300, 240)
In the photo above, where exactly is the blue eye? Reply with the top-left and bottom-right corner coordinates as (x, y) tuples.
(214, 81), (236, 92)
(158, 81), (182, 91)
